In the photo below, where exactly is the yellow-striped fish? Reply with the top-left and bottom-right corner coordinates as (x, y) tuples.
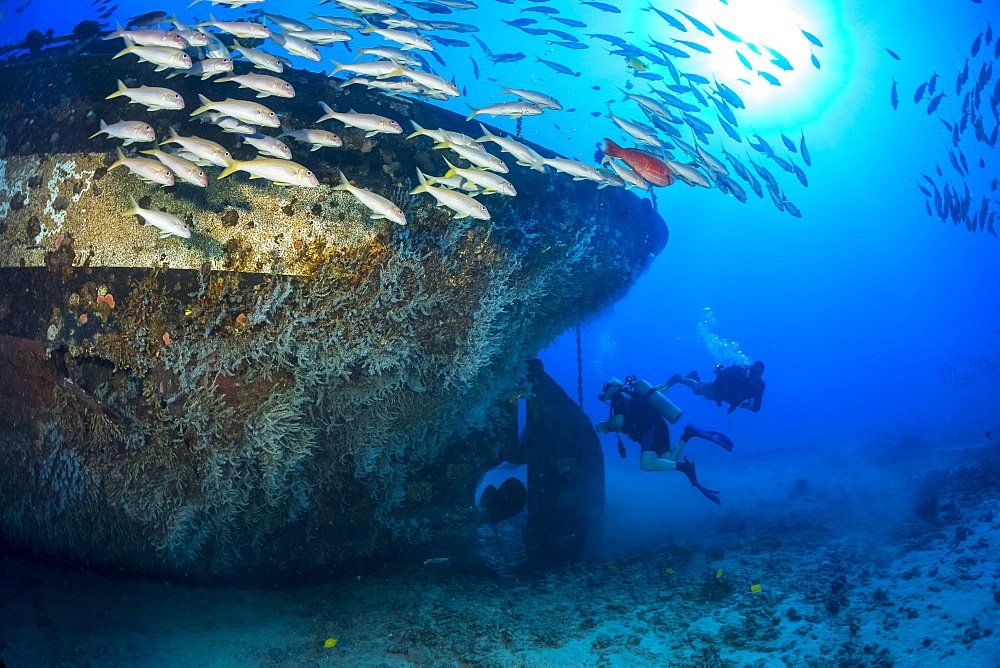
(410, 168), (490, 220)
(218, 156), (319, 187)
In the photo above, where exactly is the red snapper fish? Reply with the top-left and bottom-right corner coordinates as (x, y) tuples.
(601, 138), (674, 187)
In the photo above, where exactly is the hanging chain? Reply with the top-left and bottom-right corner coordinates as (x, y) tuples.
(575, 323), (584, 409)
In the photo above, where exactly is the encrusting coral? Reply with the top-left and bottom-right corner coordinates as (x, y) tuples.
(0, 47), (668, 580)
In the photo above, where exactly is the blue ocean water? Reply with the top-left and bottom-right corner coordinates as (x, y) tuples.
(1, 0), (999, 664)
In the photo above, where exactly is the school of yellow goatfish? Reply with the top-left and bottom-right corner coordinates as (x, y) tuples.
(92, 0), (818, 239)
(92, 0), (574, 237)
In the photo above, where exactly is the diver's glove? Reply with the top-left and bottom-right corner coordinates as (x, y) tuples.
(675, 457), (721, 505)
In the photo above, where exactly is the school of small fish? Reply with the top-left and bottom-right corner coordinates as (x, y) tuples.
(887, 15), (999, 236)
(89, 0), (824, 240)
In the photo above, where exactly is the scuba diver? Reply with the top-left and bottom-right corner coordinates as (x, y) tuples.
(666, 361), (766, 414)
(595, 376), (734, 504)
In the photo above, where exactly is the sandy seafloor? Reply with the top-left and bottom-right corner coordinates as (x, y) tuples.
(2, 433), (999, 668)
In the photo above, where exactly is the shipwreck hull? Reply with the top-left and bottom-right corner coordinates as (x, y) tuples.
(0, 45), (667, 579)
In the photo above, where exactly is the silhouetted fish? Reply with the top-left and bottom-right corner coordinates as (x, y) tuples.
(800, 27), (823, 48)
(581, 1), (620, 13)
(714, 23), (742, 42)
(126, 10), (166, 27)
(927, 93), (945, 114)
(758, 70), (781, 86)
(676, 9), (713, 36)
(644, 3), (686, 31)
(535, 55), (578, 75)
(550, 16), (586, 28)
(406, 1), (452, 14)
(490, 52), (526, 63)
(673, 38), (711, 54)
(764, 45), (792, 70)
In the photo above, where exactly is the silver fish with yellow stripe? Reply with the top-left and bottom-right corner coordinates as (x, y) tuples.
(198, 29), (232, 60)
(466, 101), (543, 122)
(500, 86), (563, 110)
(109, 147), (175, 186)
(309, 14), (365, 30)
(242, 133), (292, 159)
(270, 31), (322, 62)
(165, 57), (234, 80)
(124, 195), (191, 239)
(286, 29), (349, 47)
(604, 110), (662, 148)
(409, 121), (484, 150)
(191, 94), (280, 127)
(113, 45), (193, 71)
(329, 59), (400, 78)
(106, 79), (184, 111)
(196, 14), (271, 39)
(255, 10), (310, 32)
(340, 76), (424, 96)
(317, 102), (401, 137)
(593, 167), (626, 189)
(476, 124), (544, 171)
(233, 40), (284, 73)
(388, 67), (459, 97)
(89, 119), (156, 145)
(605, 158), (651, 190)
(103, 23), (187, 49)
(167, 147), (214, 167)
(352, 46), (422, 66)
(141, 144), (209, 187)
(441, 157), (515, 196)
(218, 156), (319, 187)
(433, 141), (508, 173)
(327, 0), (398, 16)
(278, 127), (343, 150)
(411, 168), (490, 220)
(162, 127), (233, 167)
(216, 73), (295, 98)
(361, 21), (434, 51)
(541, 158), (606, 184)
(332, 170), (407, 225)
(189, 0), (265, 6)
(196, 112), (256, 135)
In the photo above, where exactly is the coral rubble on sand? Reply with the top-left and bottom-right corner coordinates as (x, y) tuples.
(2, 438), (997, 665)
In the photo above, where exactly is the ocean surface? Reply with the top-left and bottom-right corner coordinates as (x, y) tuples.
(1, 0), (998, 665)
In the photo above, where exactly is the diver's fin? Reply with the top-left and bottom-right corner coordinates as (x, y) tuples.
(675, 458), (721, 504)
(681, 424), (734, 452)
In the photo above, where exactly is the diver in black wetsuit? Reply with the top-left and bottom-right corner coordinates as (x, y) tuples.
(667, 361), (766, 415)
(595, 377), (734, 504)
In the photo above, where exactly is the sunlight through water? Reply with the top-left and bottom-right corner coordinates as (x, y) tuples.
(639, 0), (848, 133)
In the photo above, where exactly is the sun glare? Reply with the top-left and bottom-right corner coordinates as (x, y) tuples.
(645, 0), (829, 120)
